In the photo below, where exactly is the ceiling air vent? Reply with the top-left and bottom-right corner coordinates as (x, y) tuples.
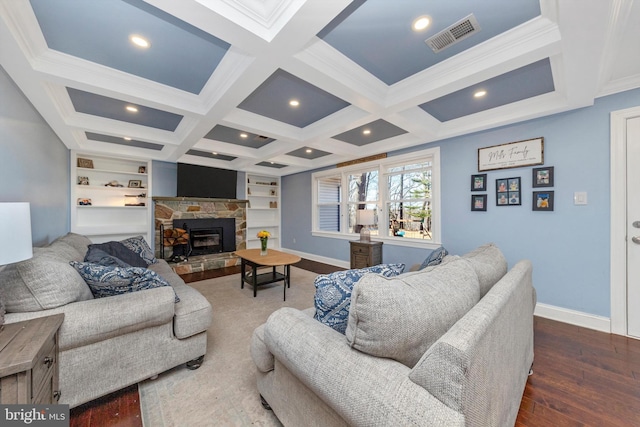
(425, 14), (481, 53)
(254, 135), (270, 141)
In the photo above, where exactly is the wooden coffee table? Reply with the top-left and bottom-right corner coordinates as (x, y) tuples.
(234, 249), (301, 301)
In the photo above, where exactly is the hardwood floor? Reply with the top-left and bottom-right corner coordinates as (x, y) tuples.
(70, 260), (640, 426)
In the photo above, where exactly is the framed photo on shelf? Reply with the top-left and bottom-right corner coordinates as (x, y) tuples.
(532, 166), (554, 187)
(496, 177), (521, 206)
(269, 189), (277, 196)
(138, 166), (146, 174)
(128, 180), (142, 188)
(471, 174), (487, 191)
(533, 191), (554, 211)
(77, 158), (94, 169)
(471, 194), (487, 211)
(78, 176), (89, 185)
(77, 198), (92, 206)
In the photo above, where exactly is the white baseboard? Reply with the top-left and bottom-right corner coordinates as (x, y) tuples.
(534, 303), (611, 333)
(280, 248), (350, 269)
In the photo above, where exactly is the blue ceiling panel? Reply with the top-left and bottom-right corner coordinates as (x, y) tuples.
(68, 88), (183, 131)
(319, 0), (540, 85)
(85, 132), (164, 151)
(419, 58), (555, 122)
(187, 149), (237, 161)
(286, 147), (332, 159)
(256, 161), (288, 169)
(30, 0), (229, 94)
(238, 69), (350, 128)
(333, 119), (407, 146)
(204, 125), (275, 148)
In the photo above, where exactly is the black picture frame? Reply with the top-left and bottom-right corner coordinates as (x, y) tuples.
(533, 191), (554, 211)
(471, 194), (487, 211)
(471, 174), (487, 191)
(496, 177), (521, 206)
(532, 166), (554, 187)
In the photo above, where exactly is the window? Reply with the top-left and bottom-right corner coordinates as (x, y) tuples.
(312, 147), (440, 246)
(317, 176), (341, 232)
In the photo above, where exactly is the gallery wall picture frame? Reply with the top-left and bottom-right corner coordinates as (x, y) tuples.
(532, 166), (554, 187)
(533, 191), (554, 211)
(496, 177), (521, 206)
(478, 137), (544, 172)
(471, 174), (487, 191)
(128, 180), (142, 188)
(471, 194), (487, 211)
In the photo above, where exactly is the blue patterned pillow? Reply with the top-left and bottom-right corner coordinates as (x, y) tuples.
(70, 262), (179, 302)
(314, 263), (405, 334)
(418, 246), (448, 270)
(120, 236), (157, 265)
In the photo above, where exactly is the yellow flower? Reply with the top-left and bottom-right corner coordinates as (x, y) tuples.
(257, 230), (271, 239)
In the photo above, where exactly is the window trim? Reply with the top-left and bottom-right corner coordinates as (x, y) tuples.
(311, 147), (441, 249)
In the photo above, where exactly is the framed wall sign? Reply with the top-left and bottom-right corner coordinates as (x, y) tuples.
(478, 137), (544, 172)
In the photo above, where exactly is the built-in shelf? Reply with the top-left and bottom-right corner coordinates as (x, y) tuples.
(71, 152), (153, 244)
(246, 174), (280, 250)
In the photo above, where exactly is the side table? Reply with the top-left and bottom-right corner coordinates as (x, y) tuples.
(350, 240), (383, 269)
(0, 313), (64, 404)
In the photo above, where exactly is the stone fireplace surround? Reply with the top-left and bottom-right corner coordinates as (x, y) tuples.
(153, 197), (247, 274)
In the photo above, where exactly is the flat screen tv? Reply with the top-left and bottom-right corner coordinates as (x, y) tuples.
(177, 163), (237, 199)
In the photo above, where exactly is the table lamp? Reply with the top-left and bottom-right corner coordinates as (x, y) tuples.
(0, 202), (33, 327)
(356, 209), (375, 243)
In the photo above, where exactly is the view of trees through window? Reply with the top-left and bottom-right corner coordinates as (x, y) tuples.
(313, 149), (437, 242)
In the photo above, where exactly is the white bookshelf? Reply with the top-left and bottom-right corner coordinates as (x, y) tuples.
(71, 151), (152, 244)
(246, 174), (280, 249)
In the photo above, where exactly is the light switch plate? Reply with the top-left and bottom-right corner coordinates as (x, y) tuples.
(574, 191), (588, 205)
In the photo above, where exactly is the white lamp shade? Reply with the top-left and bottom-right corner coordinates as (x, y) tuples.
(356, 209), (375, 226)
(0, 202), (33, 265)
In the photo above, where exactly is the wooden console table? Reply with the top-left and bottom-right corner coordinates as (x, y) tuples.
(0, 314), (64, 404)
(234, 249), (301, 301)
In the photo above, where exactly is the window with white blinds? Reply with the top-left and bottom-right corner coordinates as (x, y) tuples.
(317, 176), (341, 232)
(312, 147), (440, 244)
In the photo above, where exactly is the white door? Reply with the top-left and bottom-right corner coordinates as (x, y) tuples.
(627, 116), (640, 338)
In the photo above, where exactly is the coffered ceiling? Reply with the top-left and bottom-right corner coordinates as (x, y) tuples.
(1, 0), (638, 176)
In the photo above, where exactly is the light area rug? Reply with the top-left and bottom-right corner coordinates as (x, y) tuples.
(139, 266), (319, 427)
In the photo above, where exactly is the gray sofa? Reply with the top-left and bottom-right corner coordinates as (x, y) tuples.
(1, 232), (213, 408)
(251, 244), (535, 426)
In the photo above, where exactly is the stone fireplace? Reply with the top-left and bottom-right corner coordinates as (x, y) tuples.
(153, 197), (247, 274)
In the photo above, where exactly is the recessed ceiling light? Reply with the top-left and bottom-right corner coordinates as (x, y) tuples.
(412, 16), (431, 31)
(125, 105), (138, 113)
(123, 137), (132, 141)
(130, 34), (150, 48)
(289, 99), (300, 107)
(212, 152), (218, 155)
(305, 149), (312, 153)
(363, 129), (371, 135)
(240, 133), (248, 138)
(474, 90), (487, 98)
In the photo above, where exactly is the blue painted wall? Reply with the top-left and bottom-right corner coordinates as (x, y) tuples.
(282, 88), (640, 318)
(0, 67), (69, 246)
